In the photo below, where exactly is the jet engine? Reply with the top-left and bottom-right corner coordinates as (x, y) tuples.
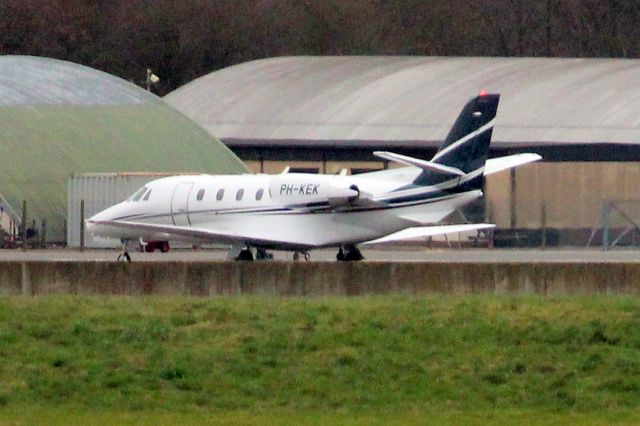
(269, 175), (361, 207)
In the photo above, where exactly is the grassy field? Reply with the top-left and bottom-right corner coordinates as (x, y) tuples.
(1, 295), (640, 424)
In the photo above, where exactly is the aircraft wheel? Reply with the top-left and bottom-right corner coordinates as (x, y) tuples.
(160, 241), (170, 252)
(344, 245), (364, 261)
(304, 252), (310, 261)
(337, 247), (345, 261)
(236, 249), (254, 261)
(256, 248), (272, 260)
(117, 252), (131, 262)
(293, 252), (299, 261)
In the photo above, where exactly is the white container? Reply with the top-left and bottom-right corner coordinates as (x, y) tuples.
(67, 173), (183, 248)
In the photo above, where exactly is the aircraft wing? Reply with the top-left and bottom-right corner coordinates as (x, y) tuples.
(362, 223), (495, 245)
(484, 153), (541, 175)
(89, 220), (289, 247)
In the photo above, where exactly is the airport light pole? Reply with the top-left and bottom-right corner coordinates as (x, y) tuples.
(145, 68), (160, 92)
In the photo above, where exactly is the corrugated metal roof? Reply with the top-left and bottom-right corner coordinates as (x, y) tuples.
(0, 55), (247, 241)
(165, 56), (640, 146)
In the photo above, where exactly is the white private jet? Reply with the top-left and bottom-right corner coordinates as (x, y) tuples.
(87, 93), (540, 261)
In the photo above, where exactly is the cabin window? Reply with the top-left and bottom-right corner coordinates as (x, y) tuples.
(196, 188), (205, 201)
(236, 188), (244, 201)
(256, 188), (264, 201)
(129, 186), (147, 202)
(142, 189), (152, 201)
(216, 188), (224, 201)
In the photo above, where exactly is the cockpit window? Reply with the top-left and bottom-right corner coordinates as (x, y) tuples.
(142, 189), (152, 201)
(128, 186), (148, 202)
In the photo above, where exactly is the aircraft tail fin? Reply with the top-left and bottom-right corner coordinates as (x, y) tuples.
(366, 95), (540, 190)
(406, 93), (499, 190)
(432, 93), (499, 174)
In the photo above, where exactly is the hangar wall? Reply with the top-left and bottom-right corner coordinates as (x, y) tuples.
(486, 162), (640, 239)
(243, 159), (639, 231)
(247, 160), (639, 245)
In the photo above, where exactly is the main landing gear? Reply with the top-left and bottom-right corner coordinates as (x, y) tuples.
(236, 248), (254, 261)
(293, 251), (310, 261)
(235, 246), (273, 261)
(337, 244), (364, 261)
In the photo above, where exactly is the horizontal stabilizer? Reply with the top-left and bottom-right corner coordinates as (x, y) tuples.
(373, 151), (465, 176)
(363, 223), (495, 245)
(484, 153), (541, 175)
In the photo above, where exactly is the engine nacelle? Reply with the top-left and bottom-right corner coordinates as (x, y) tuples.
(269, 175), (359, 207)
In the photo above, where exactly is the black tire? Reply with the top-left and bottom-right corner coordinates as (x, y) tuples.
(236, 249), (254, 261)
(118, 252), (132, 262)
(256, 249), (272, 260)
(345, 247), (364, 261)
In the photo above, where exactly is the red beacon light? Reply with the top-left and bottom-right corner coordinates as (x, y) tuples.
(479, 90), (488, 97)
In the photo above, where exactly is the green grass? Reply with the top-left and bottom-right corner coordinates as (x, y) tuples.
(1, 295), (640, 424)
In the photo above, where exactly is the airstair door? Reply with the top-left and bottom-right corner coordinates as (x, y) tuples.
(171, 182), (194, 226)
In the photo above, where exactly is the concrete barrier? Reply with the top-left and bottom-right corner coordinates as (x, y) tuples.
(1, 261), (640, 296)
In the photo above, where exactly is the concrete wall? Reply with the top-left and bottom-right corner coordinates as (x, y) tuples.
(1, 261), (639, 296)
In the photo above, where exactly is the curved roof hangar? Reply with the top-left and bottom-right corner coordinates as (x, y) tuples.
(0, 55), (247, 241)
(165, 56), (640, 148)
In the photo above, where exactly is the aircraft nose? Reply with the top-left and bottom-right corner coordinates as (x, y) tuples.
(86, 210), (106, 223)
(85, 210), (106, 235)
(84, 219), (96, 233)
(85, 203), (123, 238)
(86, 203), (119, 225)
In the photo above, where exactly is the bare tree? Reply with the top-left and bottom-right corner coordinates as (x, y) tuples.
(2, 0), (639, 94)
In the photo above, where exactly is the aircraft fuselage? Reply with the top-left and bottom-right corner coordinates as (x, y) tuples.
(87, 172), (480, 250)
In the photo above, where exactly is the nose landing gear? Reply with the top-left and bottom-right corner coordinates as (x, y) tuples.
(117, 240), (132, 262)
(117, 251), (131, 262)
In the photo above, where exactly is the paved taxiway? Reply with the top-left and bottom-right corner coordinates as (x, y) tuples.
(0, 248), (639, 263)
